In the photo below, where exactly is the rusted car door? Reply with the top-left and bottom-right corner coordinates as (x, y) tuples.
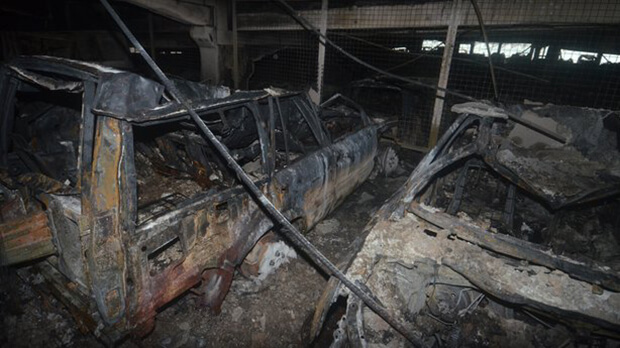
(270, 95), (377, 230)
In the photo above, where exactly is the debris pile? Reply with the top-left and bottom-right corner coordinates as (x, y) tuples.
(311, 104), (620, 347)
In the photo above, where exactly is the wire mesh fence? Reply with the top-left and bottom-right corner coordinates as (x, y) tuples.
(237, 0), (620, 149)
(245, 30), (319, 91)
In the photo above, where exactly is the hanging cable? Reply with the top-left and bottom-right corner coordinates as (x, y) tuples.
(273, 0), (566, 143)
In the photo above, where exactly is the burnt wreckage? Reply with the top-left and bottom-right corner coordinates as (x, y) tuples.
(312, 104), (620, 346)
(0, 56), (380, 342)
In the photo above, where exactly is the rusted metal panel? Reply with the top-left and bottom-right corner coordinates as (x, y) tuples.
(410, 202), (620, 292)
(0, 210), (55, 265)
(87, 117), (135, 325)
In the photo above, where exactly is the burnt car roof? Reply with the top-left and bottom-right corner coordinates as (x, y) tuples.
(398, 104), (620, 209)
(6, 55), (302, 125)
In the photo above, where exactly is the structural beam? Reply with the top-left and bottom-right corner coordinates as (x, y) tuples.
(120, 0), (213, 26)
(428, 0), (462, 148)
(315, 0), (329, 103)
(148, 13), (155, 59)
(190, 0), (233, 85)
(232, 0), (239, 89)
(238, 0), (620, 31)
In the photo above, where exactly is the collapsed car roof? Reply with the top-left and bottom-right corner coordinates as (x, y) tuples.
(311, 102), (620, 346)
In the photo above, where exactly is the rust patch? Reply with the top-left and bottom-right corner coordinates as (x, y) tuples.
(91, 117), (122, 212)
(0, 210), (55, 265)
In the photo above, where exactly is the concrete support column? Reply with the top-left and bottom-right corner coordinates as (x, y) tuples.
(190, 0), (232, 85)
(315, 0), (329, 103)
(191, 26), (221, 84)
(428, 0), (464, 148)
(232, 0), (239, 89)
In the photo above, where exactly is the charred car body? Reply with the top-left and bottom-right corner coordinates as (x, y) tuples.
(0, 56), (380, 342)
(311, 103), (620, 347)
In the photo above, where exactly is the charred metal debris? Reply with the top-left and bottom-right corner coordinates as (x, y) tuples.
(311, 103), (620, 347)
(0, 55), (382, 343)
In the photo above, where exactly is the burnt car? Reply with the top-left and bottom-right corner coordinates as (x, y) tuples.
(311, 103), (620, 347)
(0, 56), (380, 342)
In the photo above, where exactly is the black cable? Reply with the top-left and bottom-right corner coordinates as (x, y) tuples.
(99, 0), (424, 346)
(273, 0), (567, 144)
